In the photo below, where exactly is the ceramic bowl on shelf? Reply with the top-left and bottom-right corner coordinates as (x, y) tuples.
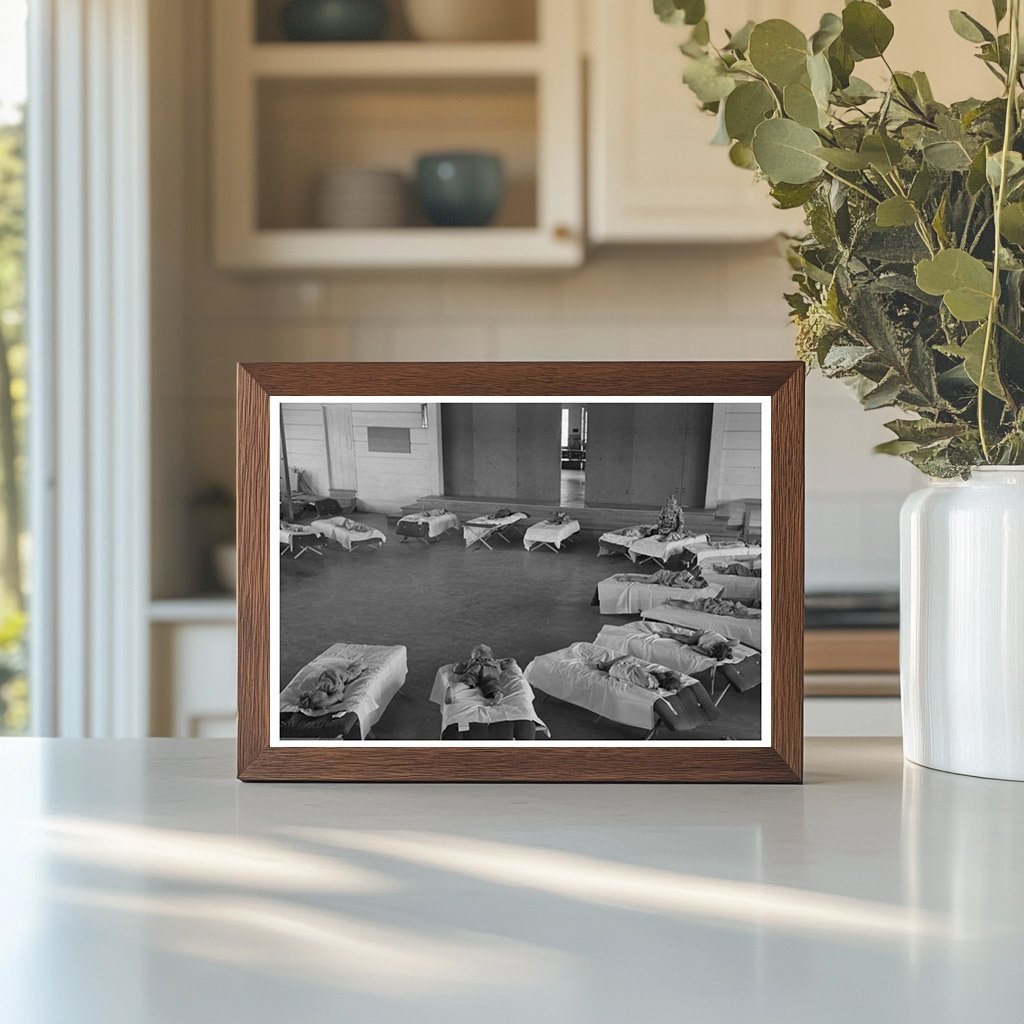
(402, 0), (535, 42)
(315, 167), (408, 229)
(281, 0), (389, 42)
(415, 152), (504, 227)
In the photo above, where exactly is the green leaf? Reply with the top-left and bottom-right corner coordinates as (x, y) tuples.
(729, 140), (757, 169)
(748, 20), (809, 86)
(967, 144), (991, 193)
(860, 133), (904, 173)
(810, 12), (843, 54)
(948, 10), (994, 44)
(771, 180), (820, 209)
(993, 0), (1008, 24)
(653, 0), (705, 26)
(723, 81), (775, 144)
(682, 57), (736, 104)
(909, 164), (933, 205)
(913, 71), (935, 104)
(842, 1), (895, 59)
(814, 146), (872, 170)
(875, 439), (922, 455)
(986, 150), (1024, 191)
(691, 19), (710, 45)
(1000, 203), (1024, 245)
(922, 140), (973, 171)
(862, 374), (903, 409)
(939, 325), (1006, 398)
(807, 51), (833, 108)
(884, 418), (963, 443)
(751, 118), (828, 184)
(876, 197), (918, 228)
(724, 20), (755, 53)
(784, 80), (825, 129)
(915, 249), (994, 321)
(827, 35), (856, 88)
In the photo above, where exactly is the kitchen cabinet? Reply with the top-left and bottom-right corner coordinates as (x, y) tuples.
(587, 0), (998, 244)
(211, 0), (583, 269)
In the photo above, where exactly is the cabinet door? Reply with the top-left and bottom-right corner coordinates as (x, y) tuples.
(587, 0), (807, 243)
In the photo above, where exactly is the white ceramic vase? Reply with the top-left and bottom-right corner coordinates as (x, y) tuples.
(900, 467), (1024, 780)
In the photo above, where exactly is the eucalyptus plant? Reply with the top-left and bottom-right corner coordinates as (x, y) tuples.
(657, 0), (1024, 475)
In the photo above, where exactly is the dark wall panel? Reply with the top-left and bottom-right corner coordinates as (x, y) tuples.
(441, 403), (475, 496)
(472, 403), (517, 497)
(585, 403), (713, 508)
(441, 402), (560, 501)
(585, 404), (637, 506)
(516, 404), (561, 501)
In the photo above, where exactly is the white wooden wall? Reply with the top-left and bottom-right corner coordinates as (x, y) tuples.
(351, 403), (442, 514)
(704, 403), (762, 508)
(281, 404), (331, 495)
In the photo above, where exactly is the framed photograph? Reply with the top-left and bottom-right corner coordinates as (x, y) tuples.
(237, 362), (804, 782)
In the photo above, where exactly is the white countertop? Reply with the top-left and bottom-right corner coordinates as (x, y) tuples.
(0, 738), (1020, 1023)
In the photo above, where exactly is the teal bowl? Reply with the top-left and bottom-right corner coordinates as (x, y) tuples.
(415, 153), (505, 228)
(281, 0), (388, 42)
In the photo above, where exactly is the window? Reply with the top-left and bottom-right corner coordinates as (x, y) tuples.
(0, 0), (27, 734)
(366, 426), (412, 454)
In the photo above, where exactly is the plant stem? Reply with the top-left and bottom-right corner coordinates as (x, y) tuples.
(822, 167), (881, 205)
(979, 0), (1021, 462)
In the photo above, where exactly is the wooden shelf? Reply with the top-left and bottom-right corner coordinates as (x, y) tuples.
(249, 42), (544, 79)
(805, 629), (900, 675)
(212, 0), (583, 269)
(218, 226), (580, 270)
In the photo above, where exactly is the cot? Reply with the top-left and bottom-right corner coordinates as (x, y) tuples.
(627, 532), (710, 568)
(681, 540), (762, 569)
(463, 512), (529, 550)
(429, 660), (550, 740)
(279, 522), (325, 559)
(310, 516), (387, 552)
(526, 642), (718, 738)
(523, 518), (581, 552)
(595, 621), (761, 701)
(595, 570), (722, 615)
(702, 560), (762, 603)
(642, 599), (762, 650)
(395, 509), (460, 544)
(278, 642), (408, 740)
(596, 525), (656, 559)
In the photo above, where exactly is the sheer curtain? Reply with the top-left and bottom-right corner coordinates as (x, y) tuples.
(28, 0), (151, 736)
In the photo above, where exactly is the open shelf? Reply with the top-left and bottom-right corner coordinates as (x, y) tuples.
(213, 0), (582, 268)
(249, 41), (544, 77)
(254, 0), (539, 45)
(257, 76), (538, 232)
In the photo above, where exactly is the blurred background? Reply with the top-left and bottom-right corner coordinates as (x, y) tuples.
(0, 0), (997, 740)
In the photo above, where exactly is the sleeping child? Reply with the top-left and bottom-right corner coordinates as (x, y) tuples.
(451, 644), (512, 703)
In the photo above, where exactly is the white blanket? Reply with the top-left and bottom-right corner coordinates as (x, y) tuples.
(682, 540), (761, 568)
(397, 510), (460, 537)
(311, 516), (387, 552)
(627, 532), (710, 565)
(429, 661), (549, 738)
(463, 512), (528, 547)
(523, 519), (580, 550)
(703, 568), (761, 603)
(642, 602), (762, 650)
(525, 642), (696, 731)
(279, 642), (408, 739)
(596, 573), (722, 615)
(593, 622), (719, 677)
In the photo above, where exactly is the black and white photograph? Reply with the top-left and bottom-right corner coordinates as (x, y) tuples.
(271, 397), (769, 746)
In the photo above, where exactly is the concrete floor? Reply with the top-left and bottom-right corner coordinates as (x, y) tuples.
(278, 514), (761, 741)
(560, 468), (585, 507)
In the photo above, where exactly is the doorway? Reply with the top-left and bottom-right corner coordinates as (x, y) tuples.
(560, 405), (586, 507)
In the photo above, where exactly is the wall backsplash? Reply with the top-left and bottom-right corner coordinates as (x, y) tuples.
(157, 0), (919, 599)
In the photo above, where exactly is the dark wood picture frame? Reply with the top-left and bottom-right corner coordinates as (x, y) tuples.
(237, 362), (804, 782)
